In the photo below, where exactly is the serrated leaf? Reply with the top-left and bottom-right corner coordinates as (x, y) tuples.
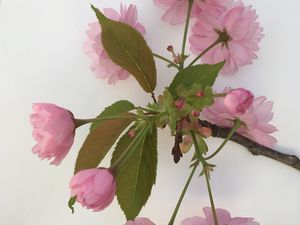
(91, 5), (157, 93)
(90, 100), (135, 131)
(111, 125), (158, 220)
(74, 115), (134, 174)
(168, 62), (225, 97)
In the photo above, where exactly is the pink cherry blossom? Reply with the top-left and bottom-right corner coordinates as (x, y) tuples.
(202, 88), (277, 148)
(224, 88), (254, 114)
(153, 0), (232, 25)
(83, 4), (146, 84)
(189, 2), (264, 74)
(30, 103), (75, 165)
(70, 168), (116, 211)
(124, 217), (156, 225)
(181, 207), (260, 225)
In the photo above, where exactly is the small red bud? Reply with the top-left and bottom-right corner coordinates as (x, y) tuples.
(175, 98), (185, 109)
(196, 90), (204, 97)
(167, 45), (174, 52)
(191, 110), (200, 117)
(128, 130), (136, 138)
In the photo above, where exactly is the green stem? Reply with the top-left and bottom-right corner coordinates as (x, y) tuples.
(153, 53), (180, 70)
(188, 39), (222, 67)
(205, 119), (242, 160)
(168, 162), (198, 225)
(110, 124), (150, 171)
(203, 166), (219, 225)
(191, 131), (219, 225)
(74, 115), (139, 128)
(180, 0), (194, 69)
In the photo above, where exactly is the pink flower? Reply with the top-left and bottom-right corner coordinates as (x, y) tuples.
(153, 0), (232, 25)
(124, 217), (156, 225)
(181, 207), (260, 225)
(83, 4), (145, 84)
(189, 2), (264, 74)
(30, 103), (75, 165)
(70, 168), (116, 211)
(202, 88), (277, 148)
(224, 88), (254, 114)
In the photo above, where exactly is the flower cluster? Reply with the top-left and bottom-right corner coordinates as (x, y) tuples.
(28, 0), (281, 224)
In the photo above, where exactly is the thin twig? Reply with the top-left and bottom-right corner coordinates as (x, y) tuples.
(199, 120), (300, 171)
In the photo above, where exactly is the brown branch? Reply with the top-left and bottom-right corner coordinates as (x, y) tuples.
(200, 120), (300, 171)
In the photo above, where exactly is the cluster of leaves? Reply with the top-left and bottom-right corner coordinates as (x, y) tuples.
(72, 5), (224, 220)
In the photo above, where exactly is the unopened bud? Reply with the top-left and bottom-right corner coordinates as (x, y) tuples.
(167, 45), (174, 52)
(196, 90), (204, 97)
(128, 130), (136, 138)
(175, 98), (185, 109)
(191, 110), (200, 117)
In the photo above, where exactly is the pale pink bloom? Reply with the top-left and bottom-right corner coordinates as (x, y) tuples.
(70, 168), (116, 211)
(83, 4), (145, 84)
(224, 88), (254, 114)
(30, 103), (75, 165)
(124, 217), (156, 225)
(190, 2), (264, 74)
(202, 88), (277, 148)
(153, 0), (232, 25)
(181, 207), (260, 225)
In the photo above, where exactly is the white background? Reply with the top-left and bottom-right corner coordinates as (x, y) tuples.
(0, 0), (300, 224)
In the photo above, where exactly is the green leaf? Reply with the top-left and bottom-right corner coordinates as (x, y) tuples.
(91, 5), (157, 93)
(74, 115), (134, 174)
(90, 100), (135, 131)
(68, 196), (76, 214)
(168, 62), (225, 97)
(111, 125), (158, 220)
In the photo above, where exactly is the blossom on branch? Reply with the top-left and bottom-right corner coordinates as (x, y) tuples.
(202, 88), (277, 148)
(153, 0), (232, 25)
(30, 103), (75, 165)
(70, 168), (116, 211)
(190, 2), (263, 74)
(83, 4), (146, 84)
(181, 207), (260, 225)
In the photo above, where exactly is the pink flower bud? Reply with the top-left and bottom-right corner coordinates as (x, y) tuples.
(167, 45), (174, 52)
(196, 90), (204, 97)
(128, 130), (136, 138)
(70, 168), (116, 212)
(224, 88), (254, 115)
(191, 110), (200, 117)
(124, 217), (156, 225)
(175, 98), (185, 109)
(30, 103), (75, 165)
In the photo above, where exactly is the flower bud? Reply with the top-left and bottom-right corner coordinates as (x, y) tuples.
(198, 127), (212, 138)
(191, 110), (200, 117)
(224, 88), (254, 114)
(167, 45), (174, 52)
(30, 103), (75, 165)
(70, 168), (116, 212)
(175, 98), (185, 109)
(128, 130), (136, 138)
(196, 90), (204, 97)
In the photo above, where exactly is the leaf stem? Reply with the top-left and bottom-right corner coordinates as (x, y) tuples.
(188, 39), (222, 67)
(153, 53), (180, 70)
(180, 0), (194, 69)
(168, 162), (198, 225)
(191, 131), (219, 225)
(205, 119), (242, 160)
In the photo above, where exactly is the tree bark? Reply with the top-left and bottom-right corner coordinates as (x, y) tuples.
(200, 120), (300, 171)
